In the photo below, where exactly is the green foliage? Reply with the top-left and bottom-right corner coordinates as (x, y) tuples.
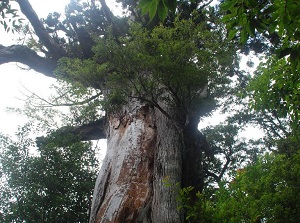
(202, 123), (259, 184)
(178, 148), (300, 223)
(220, 0), (300, 46)
(0, 0), (23, 33)
(248, 56), (300, 131)
(137, 0), (214, 22)
(89, 18), (235, 116)
(138, 0), (176, 21)
(213, 151), (300, 223)
(220, 0), (300, 135)
(177, 186), (215, 222)
(0, 123), (99, 222)
(56, 58), (107, 89)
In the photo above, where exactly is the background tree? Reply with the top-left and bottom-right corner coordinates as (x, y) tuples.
(164, 0), (300, 221)
(0, 0), (23, 32)
(0, 121), (99, 222)
(211, 149), (300, 223)
(220, 0), (300, 132)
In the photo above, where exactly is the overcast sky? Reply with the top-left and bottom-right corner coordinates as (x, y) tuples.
(0, 0), (67, 135)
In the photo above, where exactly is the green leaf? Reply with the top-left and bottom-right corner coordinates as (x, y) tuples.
(138, 0), (152, 15)
(220, 0), (238, 12)
(249, 19), (256, 36)
(228, 28), (238, 40)
(241, 29), (248, 43)
(157, 1), (168, 21)
(222, 14), (234, 23)
(3, 21), (7, 30)
(248, 0), (258, 7)
(149, 0), (159, 20)
(165, 0), (176, 13)
(138, 0), (151, 9)
(263, 4), (279, 15)
(268, 22), (277, 34)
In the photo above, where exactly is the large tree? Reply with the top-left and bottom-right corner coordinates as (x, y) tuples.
(0, 0), (238, 222)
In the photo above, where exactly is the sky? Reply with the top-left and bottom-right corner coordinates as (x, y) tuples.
(0, 0), (67, 136)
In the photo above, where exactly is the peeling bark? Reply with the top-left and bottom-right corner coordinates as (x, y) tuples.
(90, 100), (156, 223)
(90, 99), (184, 223)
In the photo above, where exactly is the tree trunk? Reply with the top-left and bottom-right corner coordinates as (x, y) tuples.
(89, 99), (184, 223)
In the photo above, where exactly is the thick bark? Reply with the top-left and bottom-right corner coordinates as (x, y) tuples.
(90, 99), (184, 223)
(151, 104), (183, 223)
(0, 45), (56, 77)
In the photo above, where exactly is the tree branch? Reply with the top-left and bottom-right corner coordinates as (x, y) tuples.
(0, 44), (56, 77)
(99, 0), (124, 43)
(69, 16), (95, 59)
(205, 157), (231, 183)
(70, 118), (107, 140)
(99, 0), (114, 25)
(16, 0), (66, 59)
(36, 118), (107, 146)
(19, 84), (102, 107)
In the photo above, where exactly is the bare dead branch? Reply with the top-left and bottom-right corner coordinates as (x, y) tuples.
(18, 84), (102, 107)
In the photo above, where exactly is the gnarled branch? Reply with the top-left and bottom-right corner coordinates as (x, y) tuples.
(0, 44), (56, 77)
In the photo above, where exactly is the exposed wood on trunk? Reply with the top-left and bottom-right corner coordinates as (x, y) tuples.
(90, 99), (184, 223)
(88, 92), (216, 223)
(90, 101), (157, 223)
